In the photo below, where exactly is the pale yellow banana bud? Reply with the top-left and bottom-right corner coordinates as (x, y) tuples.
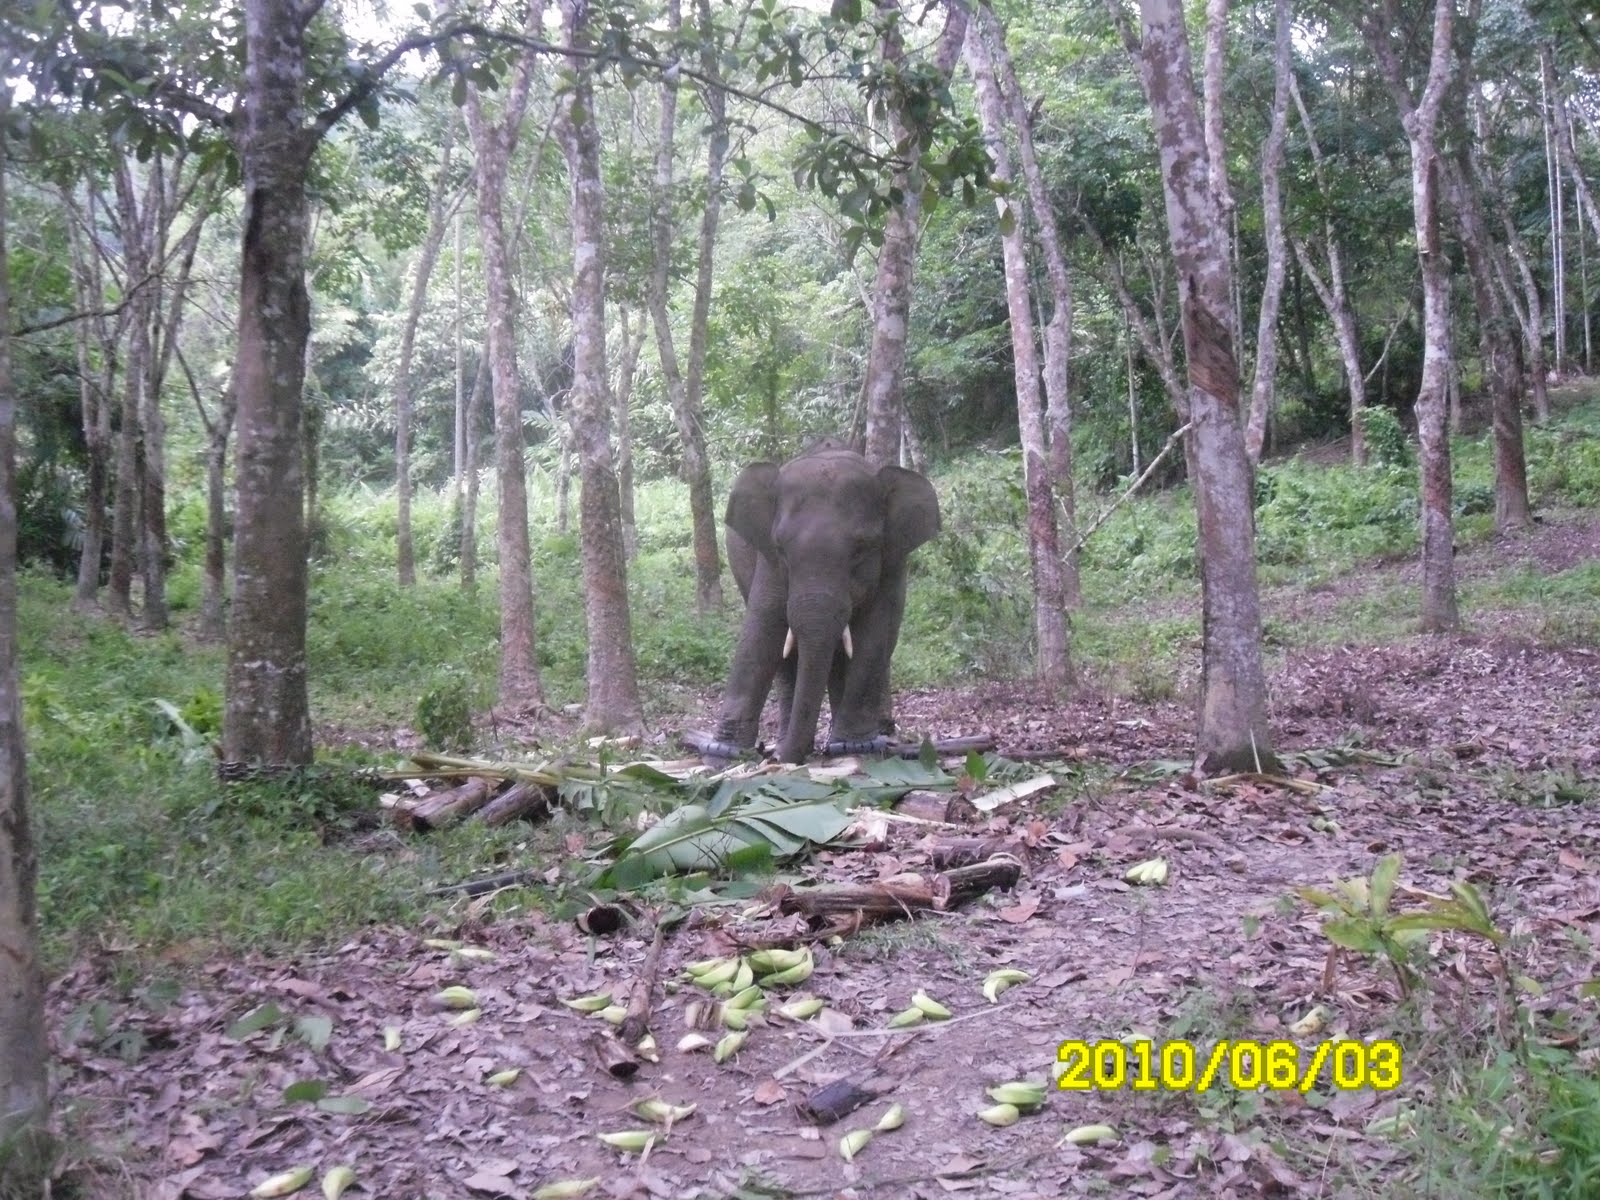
(874, 1104), (906, 1132)
(839, 1128), (874, 1161)
(596, 1130), (657, 1153)
(977, 1103), (1020, 1127)
(533, 1179), (600, 1200)
(887, 1007), (926, 1028)
(320, 1166), (357, 1200)
(713, 1030), (748, 1063)
(433, 986), (478, 1010)
(561, 991), (614, 1013)
(249, 1166), (314, 1197)
(1062, 1123), (1118, 1145)
(911, 990), (952, 1019)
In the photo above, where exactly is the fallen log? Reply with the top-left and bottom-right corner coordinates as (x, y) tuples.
(772, 854), (1023, 933)
(892, 790), (980, 824)
(428, 867), (539, 897)
(409, 776), (497, 831)
(476, 780), (551, 826)
(926, 836), (1026, 870)
(889, 734), (995, 759)
(618, 924), (668, 1046)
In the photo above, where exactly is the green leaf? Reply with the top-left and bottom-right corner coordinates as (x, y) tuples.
(283, 1079), (329, 1104)
(857, 758), (951, 788)
(998, 202), (1017, 238)
(1321, 916), (1382, 953)
(1369, 853), (1401, 917)
(317, 1095), (373, 1116)
(963, 752), (988, 784)
(227, 1002), (284, 1041)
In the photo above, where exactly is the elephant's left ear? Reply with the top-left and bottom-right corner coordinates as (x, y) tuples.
(879, 466), (941, 555)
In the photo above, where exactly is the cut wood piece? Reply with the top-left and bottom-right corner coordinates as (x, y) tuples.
(772, 854), (1024, 934)
(892, 790), (980, 824)
(409, 776), (497, 831)
(926, 836), (1026, 870)
(796, 1073), (896, 1125)
(618, 924), (668, 1046)
(476, 781), (551, 826)
(971, 775), (1056, 814)
(588, 1031), (638, 1080)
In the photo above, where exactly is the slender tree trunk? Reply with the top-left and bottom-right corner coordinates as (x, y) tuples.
(559, 0), (643, 733)
(0, 81), (50, 1165)
(1244, 0), (1291, 463)
(396, 119), (457, 587)
(1363, 0), (1459, 632)
(64, 186), (115, 610)
(1114, 0), (1274, 772)
(460, 348), (489, 591)
(463, 6), (545, 712)
(1202, 0), (1241, 356)
(224, 0), (317, 765)
(964, 13), (1071, 690)
(613, 307), (642, 560)
(1288, 74), (1367, 462)
(106, 164), (148, 621)
(980, 1), (1080, 605)
(646, 0), (724, 614)
(861, 0), (967, 467)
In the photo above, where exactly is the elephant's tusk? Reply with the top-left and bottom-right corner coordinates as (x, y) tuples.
(783, 628), (796, 659)
(842, 626), (853, 659)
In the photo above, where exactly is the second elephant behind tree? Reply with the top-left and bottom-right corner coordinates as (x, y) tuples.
(712, 440), (940, 764)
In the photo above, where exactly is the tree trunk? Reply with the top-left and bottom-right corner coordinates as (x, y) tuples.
(396, 118), (457, 587)
(460, 348), (489, 591)
(1363, 0), (1458, 632)
(1244, 0), (1291, 463)
(980, 1), (1080, 606)
(463, 10), (545, 712)
(1117, 0), (1274, 773)
(106, 159), (147, 621)
(646, 0), (726, 614)
(201, 393), (235, 643)
(613, 307), (642, 560)
(63, 185), (116, 610)
(963, 14), (1071, 691)
(861, 0), (967, 467)
(224, 0), (317, 765)
(558, 0), (644, 734)
(0, 81), (50, 1162)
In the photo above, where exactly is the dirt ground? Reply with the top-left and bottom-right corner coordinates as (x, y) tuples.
(48, 513), (1600, 1200)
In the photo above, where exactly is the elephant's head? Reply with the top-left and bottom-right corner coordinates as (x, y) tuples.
(721, 446), (940, 763)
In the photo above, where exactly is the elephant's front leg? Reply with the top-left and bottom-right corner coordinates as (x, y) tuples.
(829, 578), (907, 750)
(713, 563), (787, 752)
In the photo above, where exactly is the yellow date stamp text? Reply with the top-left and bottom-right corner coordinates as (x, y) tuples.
(1054, 1038), (1402, 1093)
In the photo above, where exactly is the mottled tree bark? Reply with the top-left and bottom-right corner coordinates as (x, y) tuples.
(1244, 0), (1291, 463)
(645, 0), (724, 613)
(1363, 0), (1459, 632)
(106, 159), (147, 620)
(396, 120), (456, 587)
(0, 80), (50, 1161)
(201, 380), (237, 643)
(980, 0), (1080, 605)
(963, 13), (1071, 691)
(1115, 0), (1274, 772)
(462, 1), (545, 711)
(224, 0), (316, 764)
(861, 0), (967, 467)
(558, 0), (643, 733)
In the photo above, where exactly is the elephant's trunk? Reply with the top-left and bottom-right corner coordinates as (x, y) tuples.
(775, 590), (848, 764)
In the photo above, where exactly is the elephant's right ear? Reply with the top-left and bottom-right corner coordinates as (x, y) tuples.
(725, 462), (780, 561)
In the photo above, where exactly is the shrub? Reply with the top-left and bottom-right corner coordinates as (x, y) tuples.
(1359, 405), (1413, 468)
(416, 672), (475, 751)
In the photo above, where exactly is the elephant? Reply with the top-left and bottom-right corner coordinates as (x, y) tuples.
(706, 438), (941, 764)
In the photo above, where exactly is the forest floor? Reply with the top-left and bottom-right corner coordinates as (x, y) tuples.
(48, 508), (1600, 1200)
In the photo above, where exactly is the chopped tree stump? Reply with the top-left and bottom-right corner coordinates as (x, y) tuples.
(408, 776), (497, 831)
(772, 854), (1023, 934)
(477, 781), (551, 826)
(588, 1032), (638, 1080)
(892, 790), (980, 824)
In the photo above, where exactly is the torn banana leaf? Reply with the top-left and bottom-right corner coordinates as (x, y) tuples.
(600, 790), (858, 887)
